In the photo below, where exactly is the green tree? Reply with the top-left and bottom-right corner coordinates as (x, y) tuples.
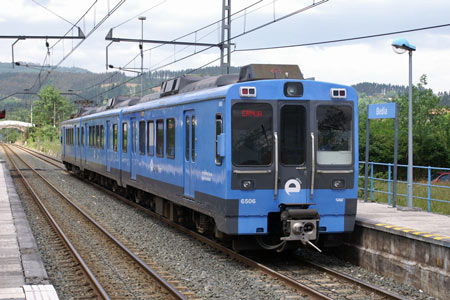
(360, 75), (450, 171)
(33, 85), (75, 128)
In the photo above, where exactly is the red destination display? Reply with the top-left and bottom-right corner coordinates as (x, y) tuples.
(242, 110), (263, 117)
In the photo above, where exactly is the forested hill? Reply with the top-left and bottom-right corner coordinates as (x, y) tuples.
(0, 62), (90, 74)
(352, 82), (408, 97)
(0, 61), (449, 106)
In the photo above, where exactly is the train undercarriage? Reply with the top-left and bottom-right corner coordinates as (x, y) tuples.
(65, 162), (323, 252)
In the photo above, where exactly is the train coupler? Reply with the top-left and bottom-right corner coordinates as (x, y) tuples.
(280, 208), (321, 251)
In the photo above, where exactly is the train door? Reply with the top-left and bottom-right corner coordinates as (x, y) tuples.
(183, 110), (195, 198)
(106, 120), (111, 172)
(276, 102), (311, 204)
(130, 117), (137, 180)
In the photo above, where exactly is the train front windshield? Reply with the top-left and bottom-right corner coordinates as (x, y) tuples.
(232, 103), (273, 166)
(316, 105), (353, 165)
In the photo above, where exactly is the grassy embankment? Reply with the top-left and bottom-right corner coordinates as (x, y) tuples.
(358, 178), (450, 215)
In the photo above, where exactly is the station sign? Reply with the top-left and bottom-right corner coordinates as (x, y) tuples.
(368, 103), (396, 119)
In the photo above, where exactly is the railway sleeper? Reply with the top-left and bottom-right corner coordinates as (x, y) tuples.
(67, 167), (223, 240)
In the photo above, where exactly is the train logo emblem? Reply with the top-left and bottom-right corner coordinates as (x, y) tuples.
(285, 178), (301, 195)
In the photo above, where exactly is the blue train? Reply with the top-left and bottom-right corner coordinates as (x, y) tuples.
(61, 64), (358, 251)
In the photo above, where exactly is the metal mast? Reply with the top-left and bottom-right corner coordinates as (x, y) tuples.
(220, 0), (231, 74)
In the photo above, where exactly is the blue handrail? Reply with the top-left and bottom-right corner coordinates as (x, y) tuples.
(359, 161), (450, 212)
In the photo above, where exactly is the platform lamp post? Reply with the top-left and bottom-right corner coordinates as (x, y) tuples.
(138, 16), (146, 97)
(391, 38), (416, 209)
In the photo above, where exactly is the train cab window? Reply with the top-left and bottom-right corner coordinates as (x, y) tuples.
(100, 125), (104, 149)
(317, 105), (352, 165)
(113, 124), (118, 152)
(215, 114), (223, 165)
(280, 105), (306, 165)
(166, 118), (175, 159)
(191, 116), (196, 162)
(232, 103), (273, 166)
(139, 121), (145, 155)
(122, 123), (128, 153)
(156, 119), (164, 157)
(147, 121), (154, 156)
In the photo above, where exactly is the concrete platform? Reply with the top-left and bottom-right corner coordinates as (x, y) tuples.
(342, 200), (450, 300)
(0, 160), (59, 300)
(357, 201), (450, 246)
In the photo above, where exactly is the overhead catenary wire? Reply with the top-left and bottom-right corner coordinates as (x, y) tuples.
(28, 0), (128, 93)
(88, 0), (328, 100)
(235, 22), (450, 52)
(31, 0), (77, 27)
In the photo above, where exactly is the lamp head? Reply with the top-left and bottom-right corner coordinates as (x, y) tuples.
(392, 38), (416, 54)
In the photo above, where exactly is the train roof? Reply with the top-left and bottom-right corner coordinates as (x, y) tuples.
(70, 64), (304, 118)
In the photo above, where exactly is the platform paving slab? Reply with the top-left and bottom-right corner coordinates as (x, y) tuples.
(356, 200), (450, 244)
(0, 159), (59, 299)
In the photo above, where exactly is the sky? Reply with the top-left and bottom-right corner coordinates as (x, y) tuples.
(1, 0), (450, 93)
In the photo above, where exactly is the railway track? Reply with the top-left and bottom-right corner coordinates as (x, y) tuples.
(2, 143), (190, 300)
(11, 144), (410, 300)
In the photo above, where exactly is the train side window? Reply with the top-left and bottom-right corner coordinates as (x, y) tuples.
(192, 115), (196, 162)
(215, 114), (223, 165)
(147, 121), (154, 156)
(96, 125), (100, 148)
(131, 119), (136, 153)
(139, 121), (145, 155)
(90, 126), (92, 147)
(156, 119), (164, 157)
(100, 125), (104, 149)
(166, 118), (175, 159)
(122, 123), (128, 153)
(113, 124), (118, 152)
(185, 116), (190, 160)
(77, 128), (80, 145)
(81, 127), (84, 146)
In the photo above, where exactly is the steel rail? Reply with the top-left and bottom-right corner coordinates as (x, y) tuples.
(13, 144), (62, 165)
(1, 144), (110, 300)
(3, 143), (187, 300)
(18, 144), (408, 300)
(297, 259), (409, 300)
(78, 180), (333, 300)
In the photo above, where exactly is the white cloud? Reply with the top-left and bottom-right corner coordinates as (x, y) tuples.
(0, 0), (449, 92)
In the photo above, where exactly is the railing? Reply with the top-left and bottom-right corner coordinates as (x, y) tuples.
(359, 161), (450, 214)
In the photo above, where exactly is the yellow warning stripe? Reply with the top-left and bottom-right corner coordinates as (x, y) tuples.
(434, 236), (450, 241)
(375, 224), (450, 241)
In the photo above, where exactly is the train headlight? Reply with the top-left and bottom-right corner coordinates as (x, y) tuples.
(240, 87), (257, 98)
(330, 88), (347, 99)
(284, 82), (303, 97)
